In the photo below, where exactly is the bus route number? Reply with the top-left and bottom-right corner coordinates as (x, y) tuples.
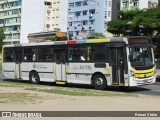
(80, 65), (92, 70)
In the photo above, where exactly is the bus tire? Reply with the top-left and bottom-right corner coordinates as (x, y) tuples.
(92, 74), (107, 90)
(29, 71), (40, 84)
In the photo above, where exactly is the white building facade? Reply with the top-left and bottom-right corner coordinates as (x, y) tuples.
(44, 0), (68, 32)
(0, 0), (45, 44)
(120, 0), (159, 11)
(67, 0), (120, 39)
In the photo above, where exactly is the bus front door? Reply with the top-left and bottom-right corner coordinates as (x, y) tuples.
(14, 50), (22, 79)
(110, 47), (125, 85)
(55, 49), (67, 81)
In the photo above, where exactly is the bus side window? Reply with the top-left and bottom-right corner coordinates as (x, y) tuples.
(69, 54), (73, 61)
(88, 45), (105, 62)
(68, 45), (87, 62)
(38, 47), (53, 62)
(4, 49), (13, 62)
(24, 56), (27, 61)
(23, 48), (37, 61)
(45, 54), (52, 61)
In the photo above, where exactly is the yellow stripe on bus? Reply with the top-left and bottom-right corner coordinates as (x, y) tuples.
(66, 66), (71, 73)
(132, 66), (156, 74)
(56, 82), (66, 85)
(104, 68), (110, 74)
(135, 72), (154, 78)
(132, 66), (155, 78)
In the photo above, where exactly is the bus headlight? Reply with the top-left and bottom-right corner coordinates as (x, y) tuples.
(130, 70), (135, 78)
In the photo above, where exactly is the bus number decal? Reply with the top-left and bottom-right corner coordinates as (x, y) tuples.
(80, 65), (92, 70)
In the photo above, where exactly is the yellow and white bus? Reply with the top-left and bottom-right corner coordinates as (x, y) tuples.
(2, 36), (156, 90)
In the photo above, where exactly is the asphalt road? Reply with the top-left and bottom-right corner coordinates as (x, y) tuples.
(106, 83), (160, 96)
(0, 74), (160, 96)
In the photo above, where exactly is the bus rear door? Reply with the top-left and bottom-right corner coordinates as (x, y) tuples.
(14, 49), (22, 79)
(55, 49), (67, 82)
(110, 47), (125, 85)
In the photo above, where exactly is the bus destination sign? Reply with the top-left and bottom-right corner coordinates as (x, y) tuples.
(129, 38), (148, 44)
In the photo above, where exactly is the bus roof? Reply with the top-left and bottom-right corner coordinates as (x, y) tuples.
(3, 37), (126, 48)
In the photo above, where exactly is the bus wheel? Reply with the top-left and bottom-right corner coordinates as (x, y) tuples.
(29, 71), (40, 84)
(92, 75), (107, 90)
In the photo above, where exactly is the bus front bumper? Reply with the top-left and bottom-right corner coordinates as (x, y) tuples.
(129, 75), (156, 86)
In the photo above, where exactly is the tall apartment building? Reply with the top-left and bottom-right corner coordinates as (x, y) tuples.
(0, 0), (45, 44)
(67, 0), (120, 39)
(44, 0), (68, 32)
(121, 0), (159, 11)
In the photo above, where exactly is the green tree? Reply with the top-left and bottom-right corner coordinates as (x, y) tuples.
(107, 8), (160, 59)
(0, 27), (5, 49)
(107, 9), (142, 36)
(118, 9), (142, 20)
(107, 8), (160, 37)
(131, 8), (160, 36)
(107, 20), (130, 36)
(87, 32), (106, 39)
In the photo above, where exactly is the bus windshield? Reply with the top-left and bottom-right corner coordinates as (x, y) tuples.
(129, 46), (154, 67)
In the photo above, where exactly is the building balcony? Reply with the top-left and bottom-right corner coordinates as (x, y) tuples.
(4, 30), (20, 34)
(8, 0), (20, 2)
(68, 15), (89, 22)
(68, 5), (96, 12)
(3, 38), (20, 43)
(67, 26), (83, 31)
(68, 24), (95, 32)
(68, 14), (95, 22)
(0, 22), (21, 27)
(0, 14), (21, 19)
(0, 6), (21, 12)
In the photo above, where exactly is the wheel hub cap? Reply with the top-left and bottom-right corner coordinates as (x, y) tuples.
(96, 78), (103, 86)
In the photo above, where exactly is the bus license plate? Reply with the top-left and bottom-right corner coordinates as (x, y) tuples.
(143, 80), (148, 83)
